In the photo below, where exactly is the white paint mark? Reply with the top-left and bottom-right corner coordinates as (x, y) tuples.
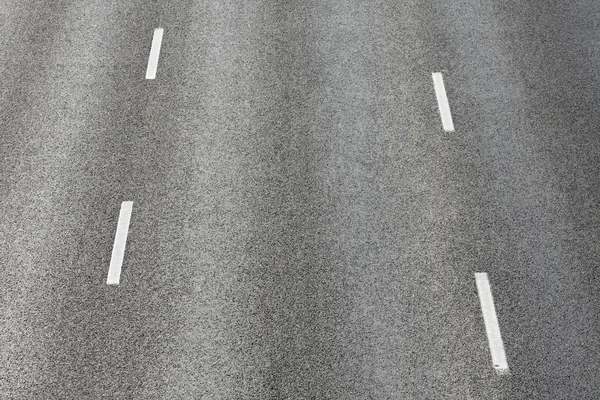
(475, 272), (510, 375)
(107, 201), (134, 285)
(146, 28), (164, 79)
(432, 72), (455, 132)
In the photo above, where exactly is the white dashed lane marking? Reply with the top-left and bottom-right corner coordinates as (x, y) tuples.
(107, 201), (133, 285)
(432, 72), (455, 132)
(146, 28), (164, 79)
(475, 272), (510, 375)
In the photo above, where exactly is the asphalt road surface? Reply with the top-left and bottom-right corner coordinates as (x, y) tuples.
(1, 1), (599, 399)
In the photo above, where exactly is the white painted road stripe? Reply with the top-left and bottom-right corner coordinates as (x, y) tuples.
(146, 28), (164, 79)
(107, 201), (134, 285)
(432, 72), (455, 132)
(475, 272), (510, 375)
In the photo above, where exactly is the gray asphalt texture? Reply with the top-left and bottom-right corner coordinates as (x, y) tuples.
(1, 1), (599, 399)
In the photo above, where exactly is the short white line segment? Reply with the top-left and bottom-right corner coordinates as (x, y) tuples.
(107, 201), (134, 285)
(475, 272), (510, 375)
(432, 72), (455, 132)
(146, 28), (164, 79)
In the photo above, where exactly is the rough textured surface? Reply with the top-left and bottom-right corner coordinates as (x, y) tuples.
(0, 0), (599, 398)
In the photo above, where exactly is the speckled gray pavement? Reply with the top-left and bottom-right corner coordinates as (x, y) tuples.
(1, 1), (599, 399)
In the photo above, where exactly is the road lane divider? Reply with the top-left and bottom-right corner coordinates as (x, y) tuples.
(432, 72), (455, 132)
(107, 201), (134, 285)
(475, 272), (510, 375)
(146, 28), (164, 79)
